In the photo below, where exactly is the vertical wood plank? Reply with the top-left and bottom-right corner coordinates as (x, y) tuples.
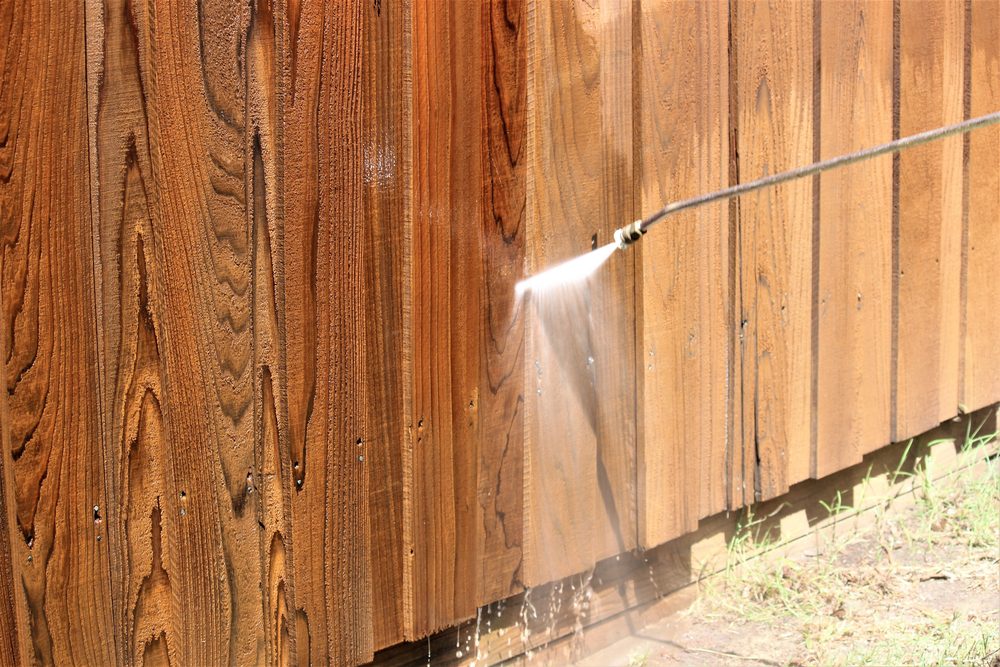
(84, 0), (180, 662)
(0, 1), (117, 663)
(734, 0), (814, 501)
(0, 2), (27, 663)
(636, 0), (730, 548)
(593, 0), (637, 561)
(408, 0), (483, 635)
(963, 0), (1000, 412)
(247, 0), (296, 663)
(895, 0), (965, 440)
(478, 0), (528, 605)
(525, 0), (636, 585)
(815, 0), (893, 478)
(363, 0), (411, 650)
(282, 0), (373, 662)
(86, 0), (275, 661)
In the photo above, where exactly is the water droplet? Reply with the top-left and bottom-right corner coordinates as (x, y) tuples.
(456, 650), (463, 659)
(358, 455), (364, 462)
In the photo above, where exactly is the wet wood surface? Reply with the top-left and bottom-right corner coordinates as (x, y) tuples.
(0, 1), (996, 664)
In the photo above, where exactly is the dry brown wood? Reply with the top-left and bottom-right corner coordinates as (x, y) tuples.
(247, 0), (295, 663)
(963, 0), (1000, 413)
(734, 0), (815, 501)
(636, 0), (732, 548)
(895, 0), (966, 441)
(815, 0), (894, 478)
(1, 2), (117, 663)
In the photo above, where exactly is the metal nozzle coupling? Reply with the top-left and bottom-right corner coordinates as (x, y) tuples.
(613, 221), (646, 250)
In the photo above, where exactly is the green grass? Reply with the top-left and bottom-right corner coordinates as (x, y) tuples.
(690, 421), (999, 666)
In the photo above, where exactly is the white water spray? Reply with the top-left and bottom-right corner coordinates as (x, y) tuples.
(515, 243), (618, 297)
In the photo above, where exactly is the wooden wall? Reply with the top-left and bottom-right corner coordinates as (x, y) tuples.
(0, 0), (996, 664)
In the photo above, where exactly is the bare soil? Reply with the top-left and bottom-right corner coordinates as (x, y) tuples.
(576, 456), (999, 667)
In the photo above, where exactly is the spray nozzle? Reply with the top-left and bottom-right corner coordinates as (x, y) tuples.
(613, 221), (645, 250)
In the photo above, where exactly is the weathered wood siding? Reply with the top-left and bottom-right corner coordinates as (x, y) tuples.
(0, 0), (996, 663)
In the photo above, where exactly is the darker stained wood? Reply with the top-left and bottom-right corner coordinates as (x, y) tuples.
(248, 0), (296, 664)
(362, 0), (409, 650)
(477, 0), (528, 607)
(408, 0), (484, 637)
(1, 1), (117, 664)
(282, 0), (374, 663)
(86, 0), (272, 663)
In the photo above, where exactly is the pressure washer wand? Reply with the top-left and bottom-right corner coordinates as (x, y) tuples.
(612, 110), (1000, 251)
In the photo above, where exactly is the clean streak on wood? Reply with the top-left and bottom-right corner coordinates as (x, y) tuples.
(282, 0), (373, 662)
(87, 0), (278, 662)
(1, 1), (117, 663)
(478, 0), (528, 606)
(963, 0), (1000, 413)
(247, 0), (295, 663)
(636, 0), (730, 548)
(362, 0), (411, 651)
(895, 0), (965, 440)
(815, 0), (893, 478)
(408, 0), (484, 636)
(734, 0), (815, 501)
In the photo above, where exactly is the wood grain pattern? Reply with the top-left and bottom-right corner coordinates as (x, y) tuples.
(478, 0), (528, 606)
(1, 1), (117, 663)
(895, 0), (965, 440)
(734, 0), (814, 501)
(0, 1), (24, 661)
(815, 0), (893, 478)
(963, 0), (1000, 413)
(2, 2), (998, 663)
(247, 0), (296, 663)
(408, 0), (484, 636)
(525, 0), (636, 585)
(636, 0), (731, 548)
(85, 0), (276, 663)
(281, 0), (373, 662)
(362, 0), (410, 650)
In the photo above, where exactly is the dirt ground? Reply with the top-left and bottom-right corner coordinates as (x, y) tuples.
(576, 449), (999, 667)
